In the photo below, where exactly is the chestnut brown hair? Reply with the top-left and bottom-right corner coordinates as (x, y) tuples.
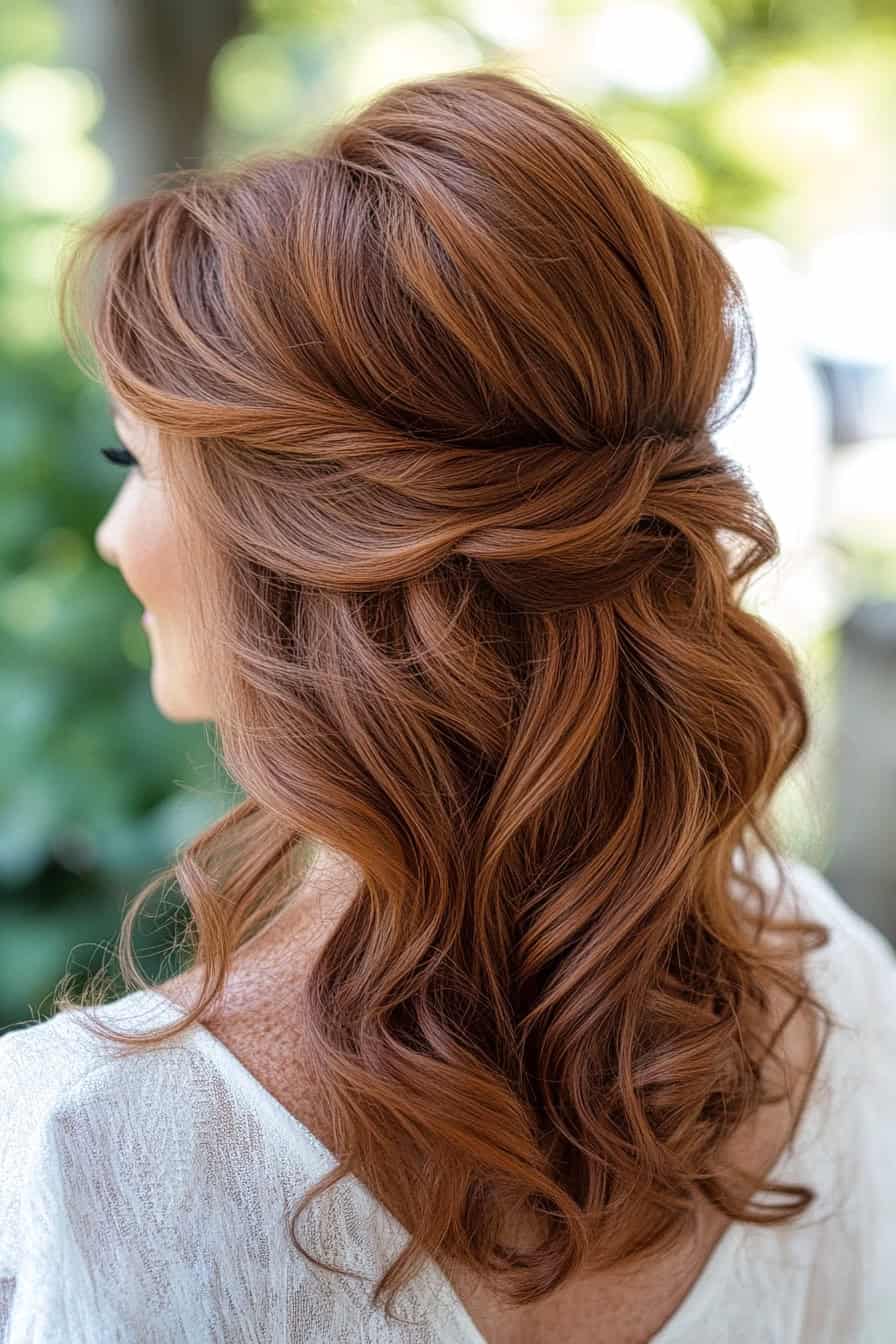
(55, 68), (833, 1319)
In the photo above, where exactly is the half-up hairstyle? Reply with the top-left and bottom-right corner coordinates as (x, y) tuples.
(55, 67), (834, 1320)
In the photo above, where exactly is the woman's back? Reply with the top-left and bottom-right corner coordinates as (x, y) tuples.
(214, 975), (820, 1344)
(156, 852), (841, 1344)
(3, 855), (893, 1342)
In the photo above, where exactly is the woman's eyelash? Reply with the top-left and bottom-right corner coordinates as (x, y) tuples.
(101, 444), (139, 469)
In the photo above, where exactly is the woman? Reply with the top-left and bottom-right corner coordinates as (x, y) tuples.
(1, 69), (894, 1343)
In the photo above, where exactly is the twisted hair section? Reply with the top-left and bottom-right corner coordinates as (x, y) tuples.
(55, 69), (833, 1317)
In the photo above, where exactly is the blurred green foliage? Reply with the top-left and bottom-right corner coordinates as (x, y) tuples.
(1, 0), (894, 1029)
(0, 353), (229, 1021)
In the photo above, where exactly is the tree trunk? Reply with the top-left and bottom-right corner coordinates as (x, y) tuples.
(59, 0), (248, 203)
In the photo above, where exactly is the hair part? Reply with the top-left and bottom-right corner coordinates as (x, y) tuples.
(55, 67), (834, 1320)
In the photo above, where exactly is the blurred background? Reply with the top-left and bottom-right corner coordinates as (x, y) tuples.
(1, 0), (894, 1030)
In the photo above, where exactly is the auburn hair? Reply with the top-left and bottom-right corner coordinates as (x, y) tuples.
(54, 68), (833, 1320)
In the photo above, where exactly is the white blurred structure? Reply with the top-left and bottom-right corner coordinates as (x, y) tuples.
(802, 229), (896, 367)
(710, 228), (837, 648)
(800, 228), (896, 552)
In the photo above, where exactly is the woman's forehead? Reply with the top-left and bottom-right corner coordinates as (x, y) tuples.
(106, 392), (147, 442)
(105, 390), (128, 420)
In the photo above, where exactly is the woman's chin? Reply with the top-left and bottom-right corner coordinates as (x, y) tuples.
(149, 662), (185, 722)
(149, 668), (212, 724)
(145, 632), (214, 722)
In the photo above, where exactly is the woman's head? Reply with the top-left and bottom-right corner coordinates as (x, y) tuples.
(57, 68), (830, 1317)
(90, 69), (739, 703)
(81, 68), (755, 738)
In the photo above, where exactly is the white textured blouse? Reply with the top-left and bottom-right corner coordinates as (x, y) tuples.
(1, 856), (895, 1343)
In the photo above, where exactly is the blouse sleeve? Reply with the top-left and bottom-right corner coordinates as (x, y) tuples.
(0, 1007), (323, 1344)
(0, 1012), (102, 1344)
(0, 1010), (221, 1344)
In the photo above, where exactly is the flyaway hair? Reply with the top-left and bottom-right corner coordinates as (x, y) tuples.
(55, 68), (833, 1320)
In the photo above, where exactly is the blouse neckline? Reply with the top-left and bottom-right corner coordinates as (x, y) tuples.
(134, 982), (837, 1344)
(137, 988), (488, 1344)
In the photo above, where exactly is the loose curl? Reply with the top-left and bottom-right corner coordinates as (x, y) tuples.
(54, 68), (834, 1321)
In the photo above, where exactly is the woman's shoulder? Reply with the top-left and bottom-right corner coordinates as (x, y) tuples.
(0, 992), (170, 1163)
(0, 991), (311, 1290)
(0, 993), (187, 1280)
(0, 989), (200, 1106)
(0, 990), (218, 1166)
(0, 987), (302, 1162)
(0, 985), (335, 1206)
(764, 854), (896, 1028)
(776, 854), (894, 950)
